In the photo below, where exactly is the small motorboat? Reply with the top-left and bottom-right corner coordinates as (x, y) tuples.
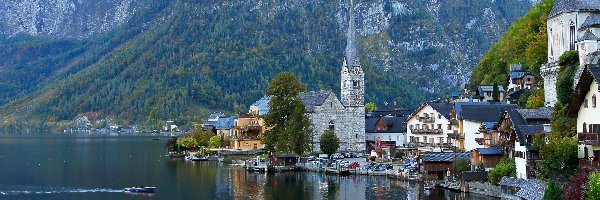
(424, 181), (435, 190)
(124, 186), (156, 193)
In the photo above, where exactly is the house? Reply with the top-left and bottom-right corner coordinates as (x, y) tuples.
(452, 102), (516, 151)
(498, 108), (552, 179)
(475, 85), (505, 102)
(405, 101), (455, 151)
(249, 96), (271, 116)
(365, 113), (408, 153)
(566, 64), (600, 170)
(470, 147), (503, 170)
(506, 89), (528, 105)
(232, 113), (265, 150)
(420, 152), (470, 180)
(507, 67), (536, 92)
(542, 0), (600, 107)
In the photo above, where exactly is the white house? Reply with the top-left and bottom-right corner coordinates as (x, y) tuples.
(567, 65), (600, 169)
(454, 103), (516, 151)
(405, 101), (455, 151)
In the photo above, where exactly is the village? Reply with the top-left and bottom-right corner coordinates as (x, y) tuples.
(159, 1), (600, 199)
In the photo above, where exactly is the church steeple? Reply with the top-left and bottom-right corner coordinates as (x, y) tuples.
(340, 0), (364, 108)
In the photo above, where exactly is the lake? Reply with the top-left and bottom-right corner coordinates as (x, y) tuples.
(0, 133), (496, 199)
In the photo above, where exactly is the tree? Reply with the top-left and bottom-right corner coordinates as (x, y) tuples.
(544, 181), (563, 200)
(586, 172), (600, 200)
(488, 158), (516, 184)
(365, 102), (377, 111)
(263, 72), (312, 154)
(533, 132), (578, 182)
(563, 168), (590, 200)
(176, 137), (197, 151)
(492, 83), (500, 102)
(556, 50), (579, 106)
(453, 159), (471, 174)
(208, 135), (222, 148)
(320, 129), (340, 156)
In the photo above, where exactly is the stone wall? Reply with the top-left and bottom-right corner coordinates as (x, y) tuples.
(541, 62), (559, 107)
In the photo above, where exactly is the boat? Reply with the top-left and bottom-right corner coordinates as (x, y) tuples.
(186, 155), (209, 161)
(124, 186), (156, 193)
(153, 138), (160, 140)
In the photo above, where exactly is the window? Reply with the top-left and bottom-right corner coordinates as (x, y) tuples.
(590, 124), (600, 133)
(330, 102), (333, 108)
(447, 124), (452, 130)
(397, 136), (399, 140)
(550, 28), (554, 56)
(409, 125), (414, 130)
(584, 99), (589, 108)
(429, 138), (434, 144)
(570, 21), (576, 50)
(593, 94), (597, 108)
(356, 134), (358, 139)
(388, 135), (391, 140)
(423, 136), (427, 143)
(437, 124), (442, 129)
(416, 124), (420, 129)
(439, 137), (444, 144)
(584, 122), (588, 133)
(410, 136), (414, 142)
(353, 80), (360, 88)
(328, 121), (335, 130)
(438, 114), (441, 119)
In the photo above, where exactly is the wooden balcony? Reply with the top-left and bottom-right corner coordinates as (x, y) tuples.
(411, 128), (443, 135)
(420, 117), (435, 123)
(579, 159), (600, 170)
(578, 132), (600, 145)
(447, 132), (464, 139)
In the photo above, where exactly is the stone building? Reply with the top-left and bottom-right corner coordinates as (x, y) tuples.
(542, 0), (600, 107)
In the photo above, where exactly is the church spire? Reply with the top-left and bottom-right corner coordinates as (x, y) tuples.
(345, 0), (357, 66)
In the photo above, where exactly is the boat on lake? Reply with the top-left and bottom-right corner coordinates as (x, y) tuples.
(124, 186), (156, 193)
(185, 154), (209, 161)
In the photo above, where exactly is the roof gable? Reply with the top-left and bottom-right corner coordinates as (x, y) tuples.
(460, 104), (516, 123)
(405, 101), (453, 122)
(299, 90), (335, 113)
(567, 64), (600, 117)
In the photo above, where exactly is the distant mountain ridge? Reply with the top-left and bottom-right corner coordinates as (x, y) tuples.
(0, 0), (535, 128)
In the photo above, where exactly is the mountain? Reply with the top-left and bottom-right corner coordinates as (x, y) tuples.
(0, 0), (535, 129)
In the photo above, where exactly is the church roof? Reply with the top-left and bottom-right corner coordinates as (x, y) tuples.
(577, 29), (599, 42)
(548, 0), (600, 19)
(581, 14), (600, 30)
(567, 64), (600, 116)
(299, 90), (333, 113)
(517, 107), (553, 121)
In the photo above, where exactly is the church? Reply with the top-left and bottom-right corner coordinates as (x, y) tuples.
(542, 0), (600, 106)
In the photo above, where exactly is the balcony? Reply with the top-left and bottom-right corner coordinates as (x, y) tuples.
(411, 128), (443, 135)
(475, 138), (486, 145)
(578, 132), (600, 145)
(231, 135), (262, 140)
(579, 159), (600, 170)
(447, 132), (465, 139)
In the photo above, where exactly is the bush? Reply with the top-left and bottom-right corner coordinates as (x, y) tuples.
(563, 168), (590, 200)
(453, 159), (471, 174)
(586, 172), (600, 200)
(223, 157), (233, 164)
(488, 158), (515, 184)
(209, 135), (222, 148)
(544, 181), (563, 200)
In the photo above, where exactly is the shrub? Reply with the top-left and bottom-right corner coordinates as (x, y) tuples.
(544, 181), (563, 200)
(488, 158), (515, 184)
(586, 172), (600, 200)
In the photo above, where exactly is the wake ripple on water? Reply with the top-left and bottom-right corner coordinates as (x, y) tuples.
(0, 185), (123, 195)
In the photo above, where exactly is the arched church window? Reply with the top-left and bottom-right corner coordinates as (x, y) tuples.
(584, 122), (588, 133)
(328, 121), (335, 130)
(550, 28), (553, 56)
(593, 94), (597, 108)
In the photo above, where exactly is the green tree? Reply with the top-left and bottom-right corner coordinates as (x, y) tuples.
(208, 135), (222, 148)
(365, 102), (377, 111)
(488, 158), (516, 184)
(263, 72), (312, 154)
(544, 181), (563, 200)
(320, 129), (340, 156)
(533, 132), (578, 182)
(556, 50), (579, 105)
(525, 88), (545, 108)
(453, 159), (471, 174)
(176, 137), (197, 150)
(492, 83), (500, 102)
(586, 172), (600, 200)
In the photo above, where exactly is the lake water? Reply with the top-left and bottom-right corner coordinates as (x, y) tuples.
(0, 133), (496, 200)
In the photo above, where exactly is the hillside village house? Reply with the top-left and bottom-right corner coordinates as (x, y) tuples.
(231, 113), (265, 150)
(202, 113), (235, 140)
(452, 103), (516, 151)
(567, 65), (600, 170)
(365, 109), (409, 153)
(507, 65), (536, 92)
(475, 85), (505, 102)
(405, 101), (455, 152)
(542, 0), (600, 107)
(497, 108), (552, 179)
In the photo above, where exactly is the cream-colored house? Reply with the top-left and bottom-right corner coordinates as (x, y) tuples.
(567, 65), (600, 170)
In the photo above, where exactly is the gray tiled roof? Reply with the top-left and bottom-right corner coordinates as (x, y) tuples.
(510, 71), (534, 79)
(476, 147), (502, 155)
(366, 115), (408, 133)
(421, 152), (470, 162)
(516, 107), (553, 120)
(581, 14), (600, 30)
(577, 29), (599, 42)
(549, 0), (600, 18)
(567, 65), (600, 116)
(299, 90), (333, 113)
(428, 101), (453, 117)
(478, 85), (505, 93)
(499, 177), (547, 200)
(461, 104), (516, 123)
